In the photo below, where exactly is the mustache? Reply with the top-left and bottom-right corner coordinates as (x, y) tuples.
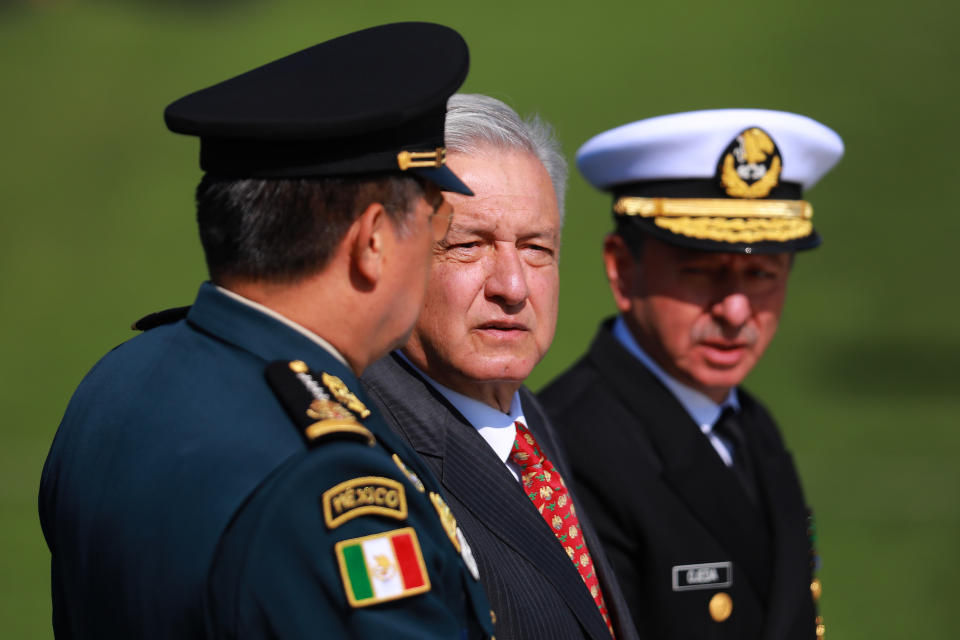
(691, 321), (759, 346)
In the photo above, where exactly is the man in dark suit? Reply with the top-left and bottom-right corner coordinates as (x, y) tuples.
(540, 110), (844, 640)
(362, 94), (636, 640)
(38, 24), (494, 639)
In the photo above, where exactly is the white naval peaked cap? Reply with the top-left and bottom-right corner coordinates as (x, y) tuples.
(576, 109), (844, 253)
(577, 108), (844, 192)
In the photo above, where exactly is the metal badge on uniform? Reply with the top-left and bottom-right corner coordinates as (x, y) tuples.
(334, 527), (431, 608)
(456, 527), (480, 581)
(717, 127), (782, 199)
(392, 453), (426, 493)
(269, 360), (376, 445)
(321, 371), (371, 418)
(429, 492), (461, 551)
(322, 476), (407, 530)
(672, 561), (733, 591)
(428, 491), (480, 581)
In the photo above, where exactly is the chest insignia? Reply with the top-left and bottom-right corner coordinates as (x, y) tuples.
(428, 491), (480, 581)
(391, 453), (426, 493)
(672, 561), (733, 591)
(322, 476), (407, 530)
(429, 491), (460, 552)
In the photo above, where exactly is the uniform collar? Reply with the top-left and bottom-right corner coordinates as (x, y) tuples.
(611, 315), (739, 435)
(215, 284), (348, 368)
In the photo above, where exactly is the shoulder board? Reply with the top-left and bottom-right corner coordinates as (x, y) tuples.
(131, 305), (192, 331)
(265, 360), (375, 447)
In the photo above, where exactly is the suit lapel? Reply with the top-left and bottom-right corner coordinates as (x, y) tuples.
(364, 354), (614, 640)
(587, 323), (772, 598)
(740, 400), (811, 640)
(524, 390), (639, 640)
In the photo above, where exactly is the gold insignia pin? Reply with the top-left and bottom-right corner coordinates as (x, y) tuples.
(810, 577), (822, 602)
(718, 127), (781, 199)
(322, 372), (371, 418)
(392, 454), (426, 493)
(429, 491), (461, 552)
(307, 398), (358, 422)
(709, 592), (733, 622)
(288, 360), (309, 373)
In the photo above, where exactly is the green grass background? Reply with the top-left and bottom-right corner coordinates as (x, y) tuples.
(3, 0), (957, 637)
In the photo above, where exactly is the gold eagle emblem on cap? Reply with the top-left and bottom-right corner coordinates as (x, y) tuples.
(718, 127), (781, 199)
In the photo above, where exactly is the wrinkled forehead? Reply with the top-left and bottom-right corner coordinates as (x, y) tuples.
(448, 195), (560, 239)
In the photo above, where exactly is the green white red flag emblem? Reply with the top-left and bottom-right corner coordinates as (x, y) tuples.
(335, 527), (431, 607)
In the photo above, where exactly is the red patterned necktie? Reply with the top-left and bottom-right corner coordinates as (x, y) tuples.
(509, 420), (615, 638)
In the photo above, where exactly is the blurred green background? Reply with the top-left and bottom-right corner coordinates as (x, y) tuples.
(3, 0), (957, 637)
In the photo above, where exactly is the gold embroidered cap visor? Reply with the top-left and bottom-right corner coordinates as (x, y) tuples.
(612, 192), (821, 254)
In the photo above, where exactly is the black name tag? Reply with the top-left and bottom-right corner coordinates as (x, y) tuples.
(672, 561), (732, 591)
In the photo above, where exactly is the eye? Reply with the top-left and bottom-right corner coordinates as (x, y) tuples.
(680, 265), (710, 275)
(748, 267), (780, 279)
(439, 239), (484, 261)
(521, 243), (556, 265)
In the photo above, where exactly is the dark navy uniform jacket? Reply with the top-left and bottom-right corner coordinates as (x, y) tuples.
(39, 282), (492, 639)
(539, 319), (818, 640)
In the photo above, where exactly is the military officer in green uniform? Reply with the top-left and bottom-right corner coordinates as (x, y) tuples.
(39, 22), (493, 639)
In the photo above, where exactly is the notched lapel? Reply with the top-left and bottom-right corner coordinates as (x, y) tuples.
(364, 354), (615, 640)
(753, 448), (811, 640)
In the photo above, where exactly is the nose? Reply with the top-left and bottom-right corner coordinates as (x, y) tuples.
(484, 242), (529, 308)
(711, 292), (752, 329)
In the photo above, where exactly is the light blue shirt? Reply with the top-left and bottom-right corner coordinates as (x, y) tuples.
(397, 352), (524, 481)
(612, 316), (739, 466)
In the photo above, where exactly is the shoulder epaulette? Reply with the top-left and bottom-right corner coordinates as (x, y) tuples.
(131, 305), (192, 331)
(265, 360), (375, 447)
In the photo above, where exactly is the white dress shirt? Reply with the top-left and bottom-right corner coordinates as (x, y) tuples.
(612, 316), (740, 466)
(397, 352), (525, 481)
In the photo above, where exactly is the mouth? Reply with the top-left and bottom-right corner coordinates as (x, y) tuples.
(698, 341), (750, 367)
(474, 321), (529, 339)
(477, 320), (528, 331)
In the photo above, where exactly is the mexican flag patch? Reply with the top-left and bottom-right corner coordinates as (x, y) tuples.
(335, 527), (431, 607)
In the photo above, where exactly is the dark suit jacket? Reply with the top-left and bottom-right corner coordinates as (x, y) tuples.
(363, 353), (639, 640)
(39, 283), (491, 639)
(539, 319), (817, 640)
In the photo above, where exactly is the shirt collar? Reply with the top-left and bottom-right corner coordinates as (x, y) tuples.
(612, 315), (739, 435)
(215, 285), (349, 368)
(396, 351), (523, 465)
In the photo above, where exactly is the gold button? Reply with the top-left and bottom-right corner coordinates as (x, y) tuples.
(490, 609), (497, 624)
(810, 578), (822, 602)
(815, 614), (826, 638)
(709, 592), (733, 622)
(288, 360), (308, 373)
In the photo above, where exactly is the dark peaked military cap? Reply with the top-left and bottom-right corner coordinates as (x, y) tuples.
(578, 109), (844, 253)
(164, 22), (473, 195)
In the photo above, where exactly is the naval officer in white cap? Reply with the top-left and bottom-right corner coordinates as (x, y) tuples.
(540, 109), (843, 640)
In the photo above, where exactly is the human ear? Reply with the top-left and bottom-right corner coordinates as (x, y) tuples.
(603, 234), (638, 313)
(351, 202), (388, 286)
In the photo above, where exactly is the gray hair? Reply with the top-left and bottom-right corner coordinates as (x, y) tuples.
(445, 93), (568, 222)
